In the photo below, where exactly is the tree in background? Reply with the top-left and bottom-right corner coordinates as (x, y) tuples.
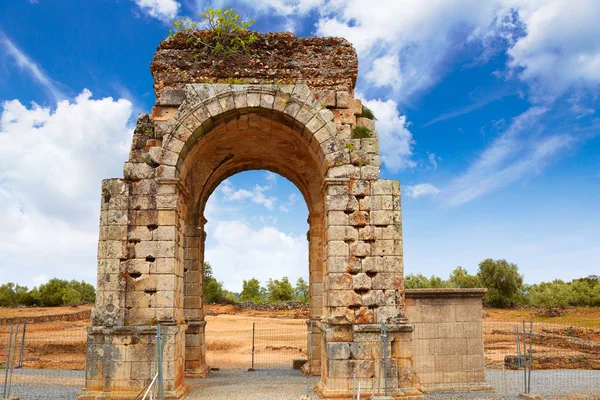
(295, 277), (309, 304)
(203, 262), (224, 303)
(448, 267), (482, 288)
(404, 273), (449, 289)
(477, 259), (523, 308)
(240, 278), (263, 303)
(267, 277), (294, 303)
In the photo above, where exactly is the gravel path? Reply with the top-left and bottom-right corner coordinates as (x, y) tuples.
(2, 368), (598, 399)
(2, 368), (84, 400)
(188, 369), (600, 400)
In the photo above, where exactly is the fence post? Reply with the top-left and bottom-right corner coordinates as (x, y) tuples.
(18, 322), (26, 368)
(306, 321), (313, 397)
(7, 324), (19, 397)
(522, 320), (527, 394)
(382, 323), (388, 396)
(249, 322), (255, 371)
(528, 319), (533, 393)
(3, 324), (13, 398)
(514, 325), (521, 368)
(158, 324), (165, 400)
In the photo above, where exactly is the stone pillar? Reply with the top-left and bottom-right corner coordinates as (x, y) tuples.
(80, 172), (188, 399)
(307, 213), (324, 374)
(184, 213), (209, 377)
(317, 174), (411, 398)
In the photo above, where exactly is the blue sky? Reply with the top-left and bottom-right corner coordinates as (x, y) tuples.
(0, 0), (598, 291)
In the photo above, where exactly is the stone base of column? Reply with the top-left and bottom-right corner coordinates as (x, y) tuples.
(78, 325), (188, 400)
(185, 320), (209, 378)
(315, 322), (420, 399)
(185, 363), (210, 378)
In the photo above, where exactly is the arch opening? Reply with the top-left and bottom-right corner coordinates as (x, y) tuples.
(177, 111), (326, 378)
(199, 170), (311, 371)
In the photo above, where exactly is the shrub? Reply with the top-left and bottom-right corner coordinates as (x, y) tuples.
(352, 126), (372, 139)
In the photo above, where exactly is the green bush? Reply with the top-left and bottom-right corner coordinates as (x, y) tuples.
(240, 278), (263, 303)
(267, 277), (294, 303)
(361, 105), (377, 120)
(477, 259), (523, 308)
(295, 277), (309, 304)
(352, 126), (372, 139)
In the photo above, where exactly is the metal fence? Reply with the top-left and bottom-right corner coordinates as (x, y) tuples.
(0, 321), (87, 399)
(1, 317), (599, 399)
(483, 320), (600, 399)
(249, 322), (308, 370)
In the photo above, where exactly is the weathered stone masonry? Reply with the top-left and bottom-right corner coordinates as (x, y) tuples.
(80, 31), (490, 399)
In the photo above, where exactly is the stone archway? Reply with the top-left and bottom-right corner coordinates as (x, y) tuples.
(79, 32), (416, 400)
(171, 84), (336, 378)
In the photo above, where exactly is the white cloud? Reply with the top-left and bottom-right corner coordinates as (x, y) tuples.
(133, 0), (180, 22)
(231, 1), (600, 103)
(445, 107), (573, 206)
(205, 220), (308, 291)
(428, 153), (438, 170)
(361, 97), (416, 172)
(0, 90), (133, 287)
(0, 31), (64, 102)
(220, 180), (277, 210)
(365, 55), (402, 90)
(404, 183), (440, 199)
(506, 0), (600, 101)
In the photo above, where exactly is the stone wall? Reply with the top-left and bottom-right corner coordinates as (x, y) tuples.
(504, 354), (600, 370)
(151, 31), (358, 104)
(405, 289), (492, 392)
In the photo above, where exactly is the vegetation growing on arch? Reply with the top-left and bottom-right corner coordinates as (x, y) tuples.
(170, 6), (258, 58)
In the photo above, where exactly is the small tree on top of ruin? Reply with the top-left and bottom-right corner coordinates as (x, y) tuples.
(170, 6), (258, 58)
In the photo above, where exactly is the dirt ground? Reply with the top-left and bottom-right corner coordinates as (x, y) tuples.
(0, 305), (598, 371)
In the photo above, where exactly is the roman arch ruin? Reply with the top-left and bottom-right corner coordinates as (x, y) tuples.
(80, 31), (490, 399)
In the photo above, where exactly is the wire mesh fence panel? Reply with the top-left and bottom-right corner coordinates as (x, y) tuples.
(251, 322), (308, 370)
(484, 320), (600, 399)
(0, 321), (87, 399)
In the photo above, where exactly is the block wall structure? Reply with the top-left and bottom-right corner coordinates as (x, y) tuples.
(405, 289), (493, 393)
(80, 30), (490, 399)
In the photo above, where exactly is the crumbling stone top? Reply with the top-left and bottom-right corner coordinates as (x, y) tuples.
(150, 31), (358, 103)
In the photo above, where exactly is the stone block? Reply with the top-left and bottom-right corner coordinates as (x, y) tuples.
(371, 240), (400, 256)
(328, 273), (353, 290)
(375, 226), (402, 240)
(351, 99), (362, 115)
(348, 211), (369, 226)
(361, 138), (380, 154)
(352, 273), (371, 290)
(336, 91), (349, 108)
(362, 257), (382, 273)
(356, 117), (375, 131)
(124, 162), (155, 180)
(349, 179), (370, 196)
(327, 211), (348, 226)
(350, 241), (370, 257)
(324, 325), (353, 342)
(328, 241), (349, 257)
(371, 273), (397, 290)
(327, 342), (351, 360)
(315, 90), (336, 107)
(331, 108), (356, 125)
(328, 306), (354, 324)
(361, 165), (380, 179)
(358, 226), (375, 241)
(329, 290), (362, 307)
(362, 290), (385, 306)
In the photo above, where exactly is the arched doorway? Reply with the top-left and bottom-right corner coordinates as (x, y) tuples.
(169, 86), (331, 378)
